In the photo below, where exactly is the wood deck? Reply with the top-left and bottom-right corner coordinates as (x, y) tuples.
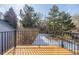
(4, 46), (73, 55)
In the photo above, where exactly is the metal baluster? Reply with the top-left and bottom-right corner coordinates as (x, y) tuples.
(1, 32), (3, 55)
(73, 39), (75, 54)
(4, 32), (6, 53)
(6, 32), (8, 53)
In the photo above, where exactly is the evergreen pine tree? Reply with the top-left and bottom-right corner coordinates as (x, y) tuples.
(20, 4), (40, 28)
(48, 5), (75, 34)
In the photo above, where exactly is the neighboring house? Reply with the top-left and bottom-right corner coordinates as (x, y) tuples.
(0, 20), (15, 54)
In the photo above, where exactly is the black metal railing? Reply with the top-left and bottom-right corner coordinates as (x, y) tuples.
(63, 32), (79, 54)
(49, 32), (79, 54)
(16, 29), (38, 46)
(0, 30), (79, 55)
(0, 30), (16, 55)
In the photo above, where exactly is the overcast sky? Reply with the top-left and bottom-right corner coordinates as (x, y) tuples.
(0, 4), (79, 19)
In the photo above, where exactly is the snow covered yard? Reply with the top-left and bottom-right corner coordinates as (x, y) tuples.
(32, 34), (62, 46)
